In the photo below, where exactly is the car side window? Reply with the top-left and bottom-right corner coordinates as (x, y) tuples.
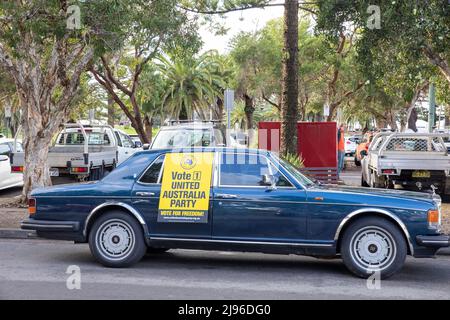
(114, 131), (123, 147)
(139, 155), (165, 184)
(220, 153), (272, 187)
(269, 163), (294, 187)
(121, 132), (134, 148)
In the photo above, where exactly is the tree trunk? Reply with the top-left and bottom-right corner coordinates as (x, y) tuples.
(280, 0), (299, 156)
(130, 119), (150, 145)
(407, 107), (418, 132)
(423, 45), (450, 85)
(179, 106), (188, 120)
(22, 130), (53, 199)
(107, 95), (115, 127)
(216, 97), (224, 122)
(243, 94), (255, 130)
(405, 81), (428, 132)
(144, 114), (153, 143)
(388, 109), (398, 131)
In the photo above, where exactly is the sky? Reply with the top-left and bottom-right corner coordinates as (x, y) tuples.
(199, 7), (284, 54)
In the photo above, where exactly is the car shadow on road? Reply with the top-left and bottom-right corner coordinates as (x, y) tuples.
(141, 251), (351, 277)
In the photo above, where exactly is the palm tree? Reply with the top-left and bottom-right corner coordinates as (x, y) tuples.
(156, 51), (231, 120)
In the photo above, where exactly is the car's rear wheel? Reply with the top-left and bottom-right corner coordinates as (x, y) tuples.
(88, 211), (147, 267)
(340, 217), (407, 279)
(354, 156), (361, 166)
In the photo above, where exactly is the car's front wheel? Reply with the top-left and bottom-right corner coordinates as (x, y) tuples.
(88, 211), (147, 267)
(340, 217), (407, 279)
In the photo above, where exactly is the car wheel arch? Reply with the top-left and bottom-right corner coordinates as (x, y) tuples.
(83, 202), (149, 241)
(334, 208), (413, 255)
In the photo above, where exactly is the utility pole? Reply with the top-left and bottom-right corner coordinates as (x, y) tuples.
(428, 83), (436, 133)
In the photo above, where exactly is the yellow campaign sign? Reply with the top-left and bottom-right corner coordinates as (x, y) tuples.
(158, 152), (214, 223)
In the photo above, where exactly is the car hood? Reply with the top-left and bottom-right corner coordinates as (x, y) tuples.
(313, 185), (436, 204)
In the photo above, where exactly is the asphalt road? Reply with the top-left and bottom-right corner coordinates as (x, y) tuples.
(1, 239), (449, 300)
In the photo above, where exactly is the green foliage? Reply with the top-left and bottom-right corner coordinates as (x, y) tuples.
(155, 50), (234, 120)
(316, 0), (449, 86)
(282, 152), (304, 169)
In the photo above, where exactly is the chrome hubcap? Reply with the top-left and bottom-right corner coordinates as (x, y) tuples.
(95, 219), (135, 261)
(350, 226), (396, 272)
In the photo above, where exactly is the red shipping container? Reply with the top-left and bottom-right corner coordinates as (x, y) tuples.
(258, 121), (337, 168)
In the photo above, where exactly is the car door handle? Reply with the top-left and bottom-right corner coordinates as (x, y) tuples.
(136, 192), (155, 197)
(215, 193), (238, 199)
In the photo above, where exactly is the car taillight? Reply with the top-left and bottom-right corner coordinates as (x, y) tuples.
(71, 167), (88, 173)
(365, 145), (369, 150)
(346, 141), (351, 144)
(28, 198), (36, 216)
(427, 209), (440, 229)
(382, 169), (396, 174)
(11, 166), (24, 173)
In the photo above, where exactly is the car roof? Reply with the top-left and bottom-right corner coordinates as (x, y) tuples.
(135, 147), (272, 157)
(159, 123), (220, 130)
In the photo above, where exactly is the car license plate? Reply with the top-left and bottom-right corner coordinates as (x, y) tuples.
(49, 168), (59, 177)
(412, 170), (430, 178)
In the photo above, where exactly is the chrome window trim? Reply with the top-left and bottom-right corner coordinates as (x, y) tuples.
(217, 152), (296, 189)
(333, 207), (414, 255)
(136, 151), (216, 188)
(83, 202), (148, 237)
(136, 154), (166, 186)
(268, 154), (307, 190)
(149, 236), (333, 247)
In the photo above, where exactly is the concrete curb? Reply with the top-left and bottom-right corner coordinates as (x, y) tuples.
(0, 228), (37, 239)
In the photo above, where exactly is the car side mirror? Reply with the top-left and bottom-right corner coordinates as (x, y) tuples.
(142, 143), (150, 150)
(360, 150), (368, 157)
(262, 174), (277, 191)
(134, 141), (143, 148)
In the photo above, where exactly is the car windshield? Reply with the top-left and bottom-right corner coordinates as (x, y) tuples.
(57, 132), (111, 145)
(276, 156), (315, 188)
(152, 129), (214, 148)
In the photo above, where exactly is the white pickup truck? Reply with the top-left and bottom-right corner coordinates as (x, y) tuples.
(361, 132), (450, 194)
(11, 123), (146, 181)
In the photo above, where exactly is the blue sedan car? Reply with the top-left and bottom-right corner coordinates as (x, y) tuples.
(22, 148), (449, 278)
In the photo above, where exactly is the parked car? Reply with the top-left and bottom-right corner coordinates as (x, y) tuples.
(151, 121), (226, 149)
(11, 123), (144, 181)
(354, 132), (375, 166)
(21, 147), (448, 279)
(129, 134), (143, 148)
(344, 135), (362, 156)
(230, 131), (249, 147)
(361, 132), (450, 194)
(435, 129), (450, 152)
(0, 139), (23, 190)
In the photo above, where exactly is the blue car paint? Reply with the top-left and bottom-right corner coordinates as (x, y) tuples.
(27, 147), (441, 257)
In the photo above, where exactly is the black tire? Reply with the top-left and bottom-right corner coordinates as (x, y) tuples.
(340, 217), (407, 279)
(361, 175), (369, 187)
(354, 157), (361, 167)
(88, 211), (147, 267)
(146, 247), (170, 254)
